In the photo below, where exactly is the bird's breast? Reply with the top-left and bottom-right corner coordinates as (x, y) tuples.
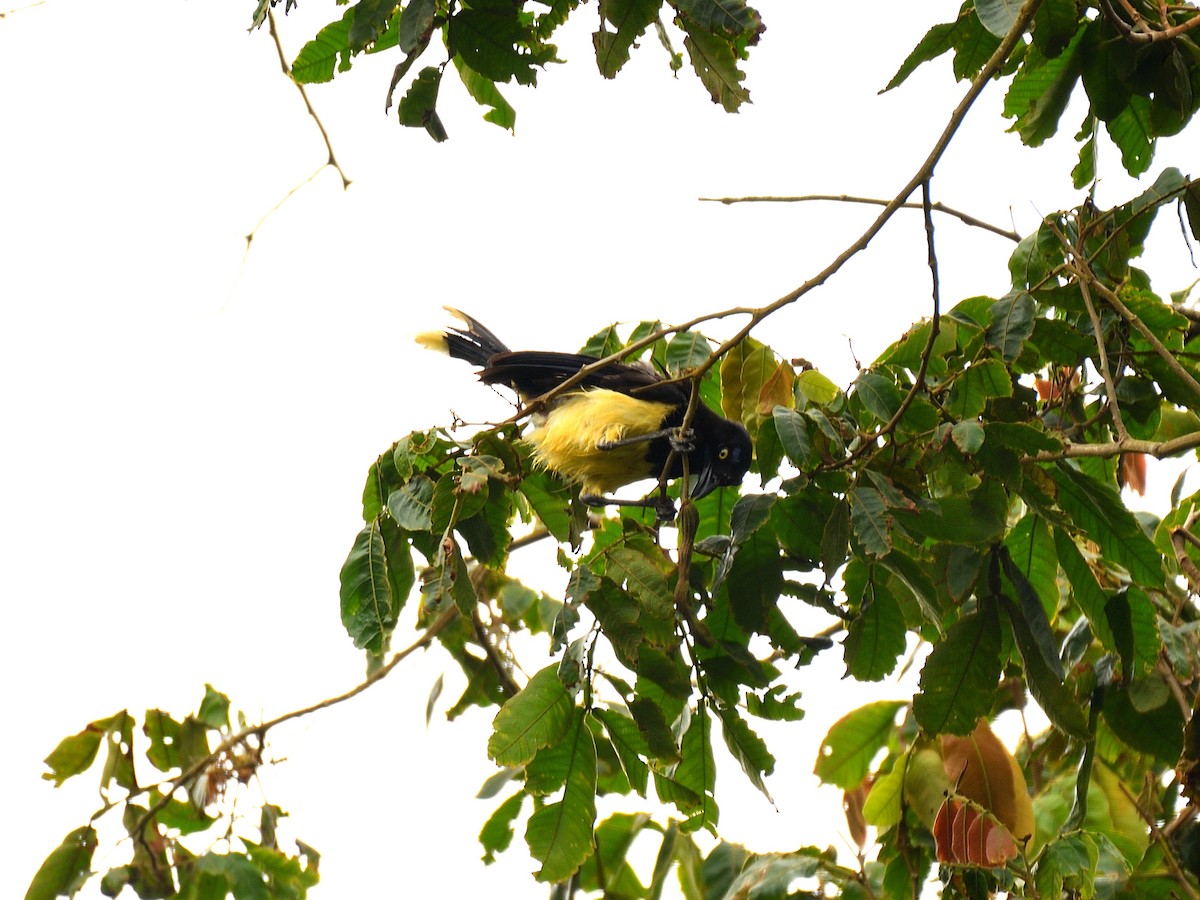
(525, 389), (674, 494)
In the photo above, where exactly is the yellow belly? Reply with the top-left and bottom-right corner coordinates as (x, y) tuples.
(525, 390), (673, 495)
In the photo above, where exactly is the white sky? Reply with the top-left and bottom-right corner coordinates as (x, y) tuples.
(4, 1), (1200, 897)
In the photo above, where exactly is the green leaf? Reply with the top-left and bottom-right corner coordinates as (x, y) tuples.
(339, 518), (397, 653)
(674, 0), (764, 42)
(913, 602), (1002, 736)
(349, 0), (396, 51)
(819, 498), (851, 578)
(480, 792), (525, 864)
(883, 20), (958, 91)
(1002, 27), (1084, 146)
(1106, 94), (1155, 177)
(716, 705), (775, 800)
(951, 420), (985, 454)
(453, 55), (516, 130)
(448, 5), (541, 86)
(605, 546), (673, 620)
(291, 10), (354, 84)
(854, 371), (903, 423)
(975, 0), (1022, 37)
(1003, 514), (1059, 620)
(42, 715), (121, 786)
(723, 527), (783, 634)
(593, 0), (660, 77)
(1000, 594), (1090, 739)
(397, 66), (448, 142)
(1050, 463), (1164, 589)
(814, 700), (905, 789)
(1103, 681), (1184, 761)
(946, 359), (1013, 418)
(772, 406), (813, 469)
(656, 703), (719, 833)
(387, 476), (434, 530)
(862, 749), (909, 828)
(680, 20), (750, 112)
(26, 826), (97, 900)
(1032, 0), (1081, 57)
(399, 0), (437, 53)
(594, 708), (650, 796)
(488, 665), (575, 766)
(526, 710), (598, 882)
(849, 487), (892, 558)
(843, 581), (907, 682)
(520, 472), (577, 545)
(986, 292), (1036, 363)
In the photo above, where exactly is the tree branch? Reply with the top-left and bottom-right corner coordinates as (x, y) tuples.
(132, 606), (457, 847)
(698, 193), (1020, 243)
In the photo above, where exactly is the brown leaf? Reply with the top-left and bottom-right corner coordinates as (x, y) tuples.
(843, 781), (869, 848)
(941, 720), (1034, 841)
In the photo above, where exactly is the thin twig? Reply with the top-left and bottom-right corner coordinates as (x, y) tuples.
(699, 193), (1020, 243)
(133, 606), (456, 845)
(1087, 274), (1200, 403)
(1118, 781), (1200, 900)
(245, 10), (352, 251)
(1047, 221), (1129, 440)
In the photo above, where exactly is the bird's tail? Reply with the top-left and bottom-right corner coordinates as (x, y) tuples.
(415, 306), (510, 366)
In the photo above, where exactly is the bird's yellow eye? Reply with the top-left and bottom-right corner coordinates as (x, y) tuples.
(718, 448), (730, 461)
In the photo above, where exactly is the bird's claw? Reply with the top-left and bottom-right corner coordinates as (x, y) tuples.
(669, 427), (695, 454)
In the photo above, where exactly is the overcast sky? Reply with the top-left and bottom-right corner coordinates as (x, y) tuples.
(4, 1), (1200, 897)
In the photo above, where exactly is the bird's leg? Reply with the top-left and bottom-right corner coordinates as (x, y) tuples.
(580, 492), (677, 522)
(596, 426), (695, 453)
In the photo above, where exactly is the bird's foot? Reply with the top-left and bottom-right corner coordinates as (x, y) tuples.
(596, 426), (676, 452)
(668, 427), (695, 454)
(580, 492), (677, 522)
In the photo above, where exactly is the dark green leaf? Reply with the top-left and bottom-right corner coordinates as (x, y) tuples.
(1103, 681), (1184, 761)
(526, 710), (597, 882)
(1000, 594), (1090, 739)
(594, 708), (650, 796)
(854, 371), (902, 423)
(843, 582), (906, 681)
(773, 406), (813, 469)
(339, 518), (396, 653)
(399, 0), (437, 53)
(716, 705), (775, 800)
(680, 20), (750, 112)
(986, 292), (1036, 363)
(594, 0), (661, 77)
(946, 359), (1013, 418)
(397, 66), (448, 142)
(1050, 463), (1164, 589)
(674, 0), (764, 42)
(883, 20), (958, 91)
(849, 487), (892, 558)
(913, 602), (1002, 735)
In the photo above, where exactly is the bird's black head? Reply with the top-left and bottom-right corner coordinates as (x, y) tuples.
(690, 415), (753, 499)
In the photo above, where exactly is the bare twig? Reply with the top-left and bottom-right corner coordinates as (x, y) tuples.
(1119, 781), (1200, 900)
(245, 10), (351, 251)
(699, 193), (1020, 243)
(133, 606), (457, 847)
(1088, 274), (1200, 403)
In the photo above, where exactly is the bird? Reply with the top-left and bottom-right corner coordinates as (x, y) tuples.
(416, 308), (752, 512)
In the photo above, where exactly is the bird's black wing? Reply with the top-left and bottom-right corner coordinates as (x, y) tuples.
(480, 351), (687, 405)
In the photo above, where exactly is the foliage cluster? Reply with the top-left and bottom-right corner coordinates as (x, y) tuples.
(26, 0), (1200, 898)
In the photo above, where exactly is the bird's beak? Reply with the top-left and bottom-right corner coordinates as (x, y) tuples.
(689, 465), (722, 500)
